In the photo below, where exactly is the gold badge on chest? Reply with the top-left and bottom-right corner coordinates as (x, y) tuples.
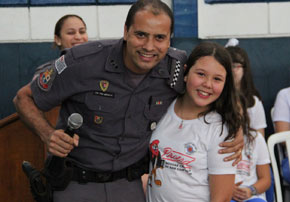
(100, 80), (109, 92)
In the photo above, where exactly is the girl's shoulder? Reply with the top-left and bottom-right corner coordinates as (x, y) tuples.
(278, 87), (290, 97)
(253, 95), (262, 104)
(202, 111), (221, 122)
(249, 96), (265, 111)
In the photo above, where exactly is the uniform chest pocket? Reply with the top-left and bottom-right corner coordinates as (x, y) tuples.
(85, 92), (119, 113)
(144, 95), (175, 121)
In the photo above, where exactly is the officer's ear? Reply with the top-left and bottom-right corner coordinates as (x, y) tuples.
(124, 25), (128, 41)
(184, 64), (187, 71)
(184, 64), (188, 82)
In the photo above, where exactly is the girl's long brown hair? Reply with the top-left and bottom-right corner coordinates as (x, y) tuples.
(185, 42), (244, 140)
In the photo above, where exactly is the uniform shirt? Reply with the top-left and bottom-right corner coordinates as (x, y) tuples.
(273, 87), (290, 123)
(147, 99), (235, 202)
(247, 96), (267, 130)
(235, 132), (270, 201)
(31, 38), (187, 172)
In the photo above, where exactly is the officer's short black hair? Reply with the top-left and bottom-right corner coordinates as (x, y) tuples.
(125, 0), (174, 34)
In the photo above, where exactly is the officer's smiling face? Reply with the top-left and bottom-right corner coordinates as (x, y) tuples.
(123, 9), (171, 74)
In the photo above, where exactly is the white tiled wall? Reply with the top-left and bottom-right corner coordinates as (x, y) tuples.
(269, 2), (290, 35)
(198, 2), (268, 38)
(0, 0), (171, 43)
(0, 0), (290, 42)
(97, 5), (131, 39)
(30, 6), (99, 41)
(0, 5), (130, 43)
(198, 0), (290, 39)
(0, 8), (30, 41)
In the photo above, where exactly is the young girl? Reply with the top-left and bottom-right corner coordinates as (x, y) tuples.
(226, 40), (267, 136)
(225, 40), (271, 202)
(147, 42), (243, 202)
(230, 94), (271, 202)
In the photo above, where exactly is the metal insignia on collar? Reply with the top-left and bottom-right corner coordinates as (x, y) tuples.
(55, 55), (67, 74)
(100, 80), (109, 92)
(184, 143), (197, 155)
(94, 115), (103, 124)
(170, 60), (181, 88)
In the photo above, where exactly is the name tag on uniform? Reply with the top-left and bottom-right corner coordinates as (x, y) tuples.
(94, 91), (114, 98)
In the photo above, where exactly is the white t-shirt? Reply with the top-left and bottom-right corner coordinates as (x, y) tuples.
(235, 132), (270, 201)
(146, 99), (236, 202)
(273, 87), (290, 123)
(247, 96), (267, 130)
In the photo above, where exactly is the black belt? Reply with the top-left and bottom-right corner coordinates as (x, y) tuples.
(70, 156), (149, 184)
(71, 166), (129, 183)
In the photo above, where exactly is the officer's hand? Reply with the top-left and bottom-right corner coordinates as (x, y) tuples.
(232, 186), (251, 201)
(218, 128), (244, 166)
(47, 129), (79, 157)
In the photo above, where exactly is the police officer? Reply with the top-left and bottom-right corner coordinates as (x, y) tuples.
(14, 0), (243, 201)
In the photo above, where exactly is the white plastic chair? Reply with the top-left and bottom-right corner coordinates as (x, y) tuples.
(271, 107), (285, 174)
(267, 131), (290, 202)
(271, 107), (290, 189)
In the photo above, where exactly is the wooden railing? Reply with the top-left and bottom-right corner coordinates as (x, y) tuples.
(0, 107), (59, 202)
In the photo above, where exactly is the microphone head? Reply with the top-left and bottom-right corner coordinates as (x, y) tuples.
(67, 113), (83, 130)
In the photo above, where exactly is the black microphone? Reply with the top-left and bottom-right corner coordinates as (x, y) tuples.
(45, 113), (83, 177)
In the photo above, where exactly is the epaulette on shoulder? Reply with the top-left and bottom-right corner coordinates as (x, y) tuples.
(70, 39), (116, 60)
(167, 47), (187, 62)
(167, 47), (187, 94)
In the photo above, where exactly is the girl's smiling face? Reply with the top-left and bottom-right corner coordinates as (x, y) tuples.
(184, 56), (227, 110)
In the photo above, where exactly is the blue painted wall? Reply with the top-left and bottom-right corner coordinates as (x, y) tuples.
(30, 0), (96, 5)
(0, 0), (136, 6)
(173, 0), (198, 38)
(205, 0), (290, 3)
(0, 43), (59, 119)
(0, 0), (27, 6)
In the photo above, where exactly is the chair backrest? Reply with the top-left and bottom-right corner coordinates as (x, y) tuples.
(271, 107), (275, 130)
(270, 107), (285, 170)
(267, 130), (290, 202)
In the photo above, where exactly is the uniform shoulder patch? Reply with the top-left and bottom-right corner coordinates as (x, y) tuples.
(37, 64), (57, 91)
(32, 61), (52, 81)
(55, 55), (67, 74)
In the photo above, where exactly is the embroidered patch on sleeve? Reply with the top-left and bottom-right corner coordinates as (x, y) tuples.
(55, 55), (67, 74)
(37, 66), (56, 91)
